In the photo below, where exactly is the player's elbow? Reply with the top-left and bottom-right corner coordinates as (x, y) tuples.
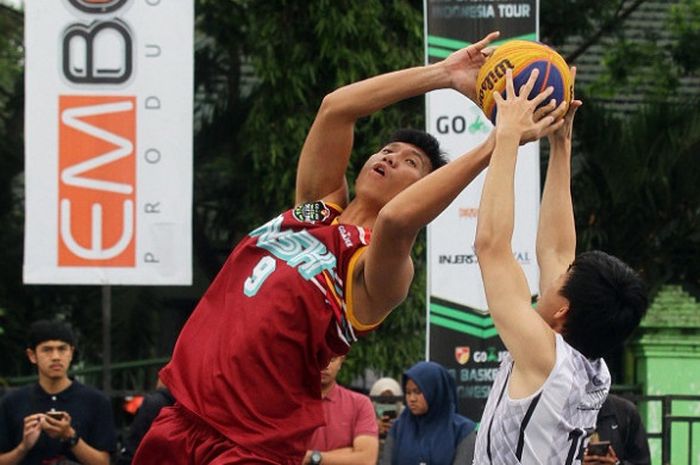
(376, 202), (416, 234)
(318, 91), (356, 122)
(474, 232), (512, 264)
(474, 232), (498, 258)
(377, 203), (400, 228)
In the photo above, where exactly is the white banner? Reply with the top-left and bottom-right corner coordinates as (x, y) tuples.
(24, 0), (193, 285)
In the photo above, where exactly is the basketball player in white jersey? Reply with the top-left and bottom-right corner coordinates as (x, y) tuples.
(472, 68), (648, 465)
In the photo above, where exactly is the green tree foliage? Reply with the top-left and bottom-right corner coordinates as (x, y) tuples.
(571, 99), (700, 295)
(669, 0), (700, 73)
(583, 0), (700, 98)
(540, 0), (647, 46)
(0, 3), (28, 378)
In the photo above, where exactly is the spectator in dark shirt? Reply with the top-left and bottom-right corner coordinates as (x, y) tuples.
(584, 394), (651, 465)
(0, 320), (116, 465)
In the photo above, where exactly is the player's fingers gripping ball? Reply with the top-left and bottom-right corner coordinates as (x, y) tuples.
(475, 40), (572, 124)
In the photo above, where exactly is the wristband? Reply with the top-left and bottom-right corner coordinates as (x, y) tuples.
(62, 431), (80, 448)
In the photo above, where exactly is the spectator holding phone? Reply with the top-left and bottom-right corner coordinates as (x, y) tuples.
(378, 361), (476, 465)
(302, 355), (378, 465)
(369, 377), (403, 440)
(584, 394), (651, 465)
(0, 320), (116, 465)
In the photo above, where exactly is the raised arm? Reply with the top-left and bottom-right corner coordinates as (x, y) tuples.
(294, 32), (500, 207)
(537, 67), (581, 295)
(474, 69), (564, 397)
(351, 131), (495, 327)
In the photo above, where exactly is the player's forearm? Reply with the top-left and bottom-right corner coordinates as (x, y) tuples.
(70, 439), (110, 465)
(377, 132), (494, 235)
(317, 447), (378, 465)
(296, 63), (452, 205)
(475, 131), (520, 256)
(536, 138), (575, 263)
(323, 63), (451, 121)
(0, 444), (29, 465)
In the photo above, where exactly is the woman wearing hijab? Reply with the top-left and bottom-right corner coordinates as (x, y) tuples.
(378, 361), (476, 465)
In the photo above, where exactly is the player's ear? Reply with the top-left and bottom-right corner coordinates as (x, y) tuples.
(27, 348), (38, 364)
(554, 303), (570, 320)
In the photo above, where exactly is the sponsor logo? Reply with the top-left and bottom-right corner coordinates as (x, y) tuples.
(435, 108), (491, 136)
(438, 251), (531, 265)
(338, 225), (353, 248)
(472, 347), (508, 364)
(59, 95), (136, 266)
(293, 201), (331, 224)
(455, 346), (471, 365)
(439, 254), (476, 265)
(477, 58), (514, 108)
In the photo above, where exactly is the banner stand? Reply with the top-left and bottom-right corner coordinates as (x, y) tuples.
(102, 285), (111, 395)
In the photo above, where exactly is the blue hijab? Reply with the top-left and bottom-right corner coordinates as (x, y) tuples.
(390, 361), (475, 465)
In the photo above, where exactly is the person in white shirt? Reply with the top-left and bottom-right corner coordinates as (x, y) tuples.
(472, 68), (648, 465)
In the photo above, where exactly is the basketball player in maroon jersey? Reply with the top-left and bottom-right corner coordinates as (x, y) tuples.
(134, 31), (559, 465)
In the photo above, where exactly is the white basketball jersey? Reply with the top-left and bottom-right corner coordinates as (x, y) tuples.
(473, 334), (610, 465)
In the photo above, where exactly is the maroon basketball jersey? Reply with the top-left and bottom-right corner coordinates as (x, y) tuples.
(160, 201), (376, 460)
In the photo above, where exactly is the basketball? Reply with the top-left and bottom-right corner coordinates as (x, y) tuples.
(475, 40), (572, 124)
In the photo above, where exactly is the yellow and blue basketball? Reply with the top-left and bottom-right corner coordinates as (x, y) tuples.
(475, 40), (572, 124)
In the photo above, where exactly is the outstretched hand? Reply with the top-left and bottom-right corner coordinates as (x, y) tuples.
(493, 68), (564, 141)
(442, 31), (500, 101)
(548, 66), (581, 144)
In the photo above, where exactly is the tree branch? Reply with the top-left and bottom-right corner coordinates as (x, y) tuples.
(0, 3), (23, 20)
(566, 0), (648, 63)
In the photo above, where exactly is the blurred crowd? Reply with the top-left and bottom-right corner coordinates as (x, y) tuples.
(0, 320), (650, 465)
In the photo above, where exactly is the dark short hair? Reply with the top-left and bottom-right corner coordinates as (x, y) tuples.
(384, 128), (448, 172)
(27, 320), (76, 349)
(560, 251), (648, 359)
